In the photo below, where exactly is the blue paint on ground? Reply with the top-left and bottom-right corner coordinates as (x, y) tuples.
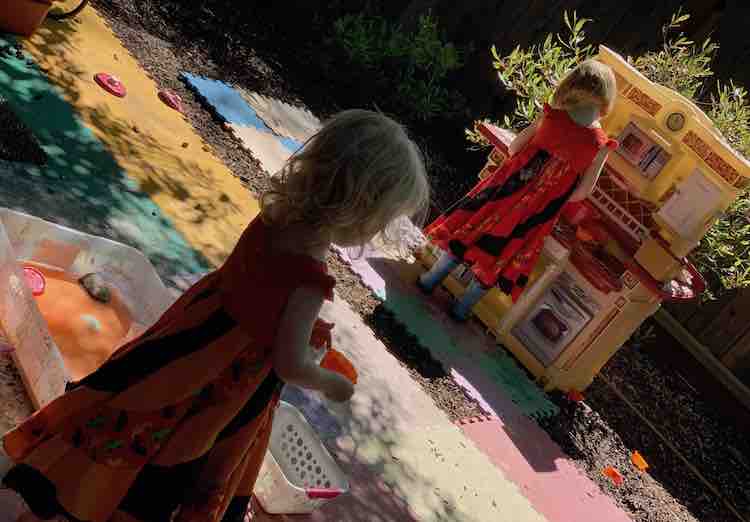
(279, 135), (303, 153)
(181, 72), (303, 153)
(182, 73), (267, 128)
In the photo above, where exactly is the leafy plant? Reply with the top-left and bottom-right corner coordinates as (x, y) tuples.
(694, 193), (750, 300)
(698, 82), (750, 299)
(707, 81), (750, 159)
(630, 9), (718, 100)
(465, 11), (593, 149)
(632, 11), (750, 298)
(468, 9), (750, 298)
(330, 13), (464, 122)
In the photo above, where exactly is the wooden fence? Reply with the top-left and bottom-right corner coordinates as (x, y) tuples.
(665, 290), (750, 388)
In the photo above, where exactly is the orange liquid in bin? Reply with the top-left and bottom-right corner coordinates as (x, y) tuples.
(321, 348), (358, 384)
(26, 263), (133, 381)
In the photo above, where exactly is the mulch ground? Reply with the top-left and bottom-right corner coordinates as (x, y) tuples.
(35, 2), (750, 520)
(89, 0), (486, 425)
(0, 43), (47, 166)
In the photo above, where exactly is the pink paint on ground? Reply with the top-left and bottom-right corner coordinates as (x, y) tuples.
(458, 417), (632, 522)
(332, 245), (387, 298)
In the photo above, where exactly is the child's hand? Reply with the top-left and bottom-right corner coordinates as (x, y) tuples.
(310, 319), (334, 350)
(324, 374), (355, 403)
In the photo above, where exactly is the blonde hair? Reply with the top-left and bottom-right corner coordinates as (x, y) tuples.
(261, 110), (430, 246)
(550, 59), (617, 117)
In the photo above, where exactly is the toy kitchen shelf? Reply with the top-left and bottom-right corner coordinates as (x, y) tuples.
(417, 45), (750, 393)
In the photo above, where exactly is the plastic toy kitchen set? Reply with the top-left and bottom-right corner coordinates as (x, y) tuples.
(419, 46), (750, 392)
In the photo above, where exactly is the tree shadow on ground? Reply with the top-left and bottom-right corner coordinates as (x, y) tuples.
(276, 306), (479, 522)
(364, 255), (743, 521)
(360, 256), (561, 468)
(0, 16), (255, 287)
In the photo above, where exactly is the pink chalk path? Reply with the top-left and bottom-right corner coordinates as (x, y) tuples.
(457, 416), (632, 522)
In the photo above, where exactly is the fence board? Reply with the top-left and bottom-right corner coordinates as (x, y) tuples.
(664, 300), (703, 324)
(681, 293), (735, 339)
(654, 309), (750, 413)
(721, 330), (750, 372)
(699, 290), (750, 357)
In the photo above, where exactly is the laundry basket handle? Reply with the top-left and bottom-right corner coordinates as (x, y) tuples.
(306, 488), (345, 500)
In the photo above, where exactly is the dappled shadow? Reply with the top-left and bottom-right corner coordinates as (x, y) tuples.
(0, 13), (259, 285)
(272, 302), (485, 522)
(362, 255), (564, 475)
(1, 22), (469, 519)
(362, 254), (746, 520)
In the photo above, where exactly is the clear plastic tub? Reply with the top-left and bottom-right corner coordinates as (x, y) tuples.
(0, 209), (173, 408)
(254, 401), (349, 514)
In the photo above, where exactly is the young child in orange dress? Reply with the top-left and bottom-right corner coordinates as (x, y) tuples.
(2, 110), (429, 522)
(419, 60), (618, 320)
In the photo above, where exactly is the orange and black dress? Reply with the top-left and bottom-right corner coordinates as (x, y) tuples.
(2, 217), (335, 522)
(426, 103), (617, 302)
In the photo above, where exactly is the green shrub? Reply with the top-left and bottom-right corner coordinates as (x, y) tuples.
(631, 10), (718, 100)
(330, 12), (464, 122)
(465, 11), (593, 148)
(467, 10), (750, 299)
(694, 83), (750, 299)
(694, 191), (750, 300)
(628, 11), (750, 299)
(707, 81), (750, 159)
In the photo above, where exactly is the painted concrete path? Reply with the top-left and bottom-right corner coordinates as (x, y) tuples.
(190, 71), (633, 521)
(0, 8), (550, 522)
(265, 298), (548, 522)
(20, 8), (259, 269)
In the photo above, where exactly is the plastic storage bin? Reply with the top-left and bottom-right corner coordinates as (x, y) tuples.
(0, 0), (53, 37)
(254, 401), (349, 514)
(0, 209), (174, 408)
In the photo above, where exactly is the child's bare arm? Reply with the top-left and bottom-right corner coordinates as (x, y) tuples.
(508, 116), (541, 157)
(273, 286), (354, 402)
(569, 148), (610, 202)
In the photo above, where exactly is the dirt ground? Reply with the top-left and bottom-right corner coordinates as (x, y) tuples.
(0, 2), (743, 520)
(87, 2), (487, 424)
(0, 63), (47, 166)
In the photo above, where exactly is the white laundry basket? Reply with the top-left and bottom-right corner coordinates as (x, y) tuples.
(254, 401), (349, 514)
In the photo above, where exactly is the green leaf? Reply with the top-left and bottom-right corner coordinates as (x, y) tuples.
(575, 17), (589, 34)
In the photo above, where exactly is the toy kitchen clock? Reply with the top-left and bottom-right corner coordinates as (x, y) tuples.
(418, 45), (750, 392)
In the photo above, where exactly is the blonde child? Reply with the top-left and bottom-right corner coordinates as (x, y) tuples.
(419, 60), (618, 321)
(3, 110), (429, 522)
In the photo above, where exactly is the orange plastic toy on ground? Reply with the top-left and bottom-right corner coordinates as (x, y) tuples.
(631, 451), (649, 471)
(321, 348), (358, 384)
(602, 466), (624, 486)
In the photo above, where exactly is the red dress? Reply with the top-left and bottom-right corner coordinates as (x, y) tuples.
(2, 217), (335, 522)
(426, 104), (616, 302)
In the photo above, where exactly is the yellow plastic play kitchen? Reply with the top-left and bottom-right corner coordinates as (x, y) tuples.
(418, 45), (750, 392)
